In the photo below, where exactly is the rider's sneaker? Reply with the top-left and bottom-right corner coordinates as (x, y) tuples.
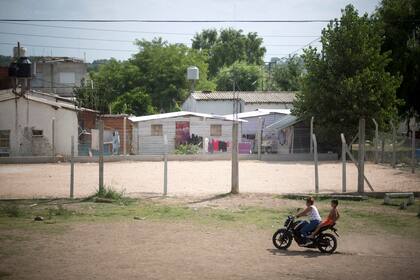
(300, 240), (313, 246)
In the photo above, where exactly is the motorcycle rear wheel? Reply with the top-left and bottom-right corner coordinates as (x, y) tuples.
(317, 233), (337, 254)
(272, 229), (292, 250)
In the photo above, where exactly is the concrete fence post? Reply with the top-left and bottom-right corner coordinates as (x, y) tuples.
(357, 118), (365, 193)
(391, 121), (396, 168)
(123, 116), (127, 155)
(257, 117), (262, 160)
(99, 120), (104, 192)
(310, 116), (314, 154)
(52, 118), (55, 157)
(411, 117), (416, 174)
(372, 118), (379, 164)
(70, 135), (74, 198)
(340, 133), (346, 193)
(163, 134), (168, 196)
(313, 133), (319, 194)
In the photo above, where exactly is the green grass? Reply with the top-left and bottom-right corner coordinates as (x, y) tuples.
(94, 186), (125, 200)
(0, 197), (419, 239)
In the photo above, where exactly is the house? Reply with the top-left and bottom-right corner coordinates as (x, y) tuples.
(0, 89), (94, 157)
(31, 57), (87, 98)
(181, 91), (296, 115)
(263, 115), (310, 154)
(224, 109), (291, 153)
(129, 111), (245, 155)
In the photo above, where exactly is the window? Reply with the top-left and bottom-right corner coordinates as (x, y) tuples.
(59, 72), (76, 84)
(151, 124), (163, 136)
(0, 130), (10, 148)
(32, 129), (43, 137)
(210, 124), (222, 137)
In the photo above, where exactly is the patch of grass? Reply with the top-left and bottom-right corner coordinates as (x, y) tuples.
(47, 204), (74, 219)
(1, 197), (419, 239)
(0, 204), (25, 218)
(95, 186), (125, 200)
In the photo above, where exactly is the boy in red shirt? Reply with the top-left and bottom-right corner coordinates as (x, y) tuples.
(308, 199), (339, 239)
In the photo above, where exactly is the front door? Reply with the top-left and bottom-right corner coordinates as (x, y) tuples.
(175, 121), (190, 146)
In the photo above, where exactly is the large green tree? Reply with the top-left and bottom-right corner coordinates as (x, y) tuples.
(75, 59), (141, 113)
(293, 5), (401, 148)
(132, 38), (213, 112)
(215, 61), (262, 91)
(192, 28), (266, 77)
(376, 0), (420, 117)
(110, 87), (155, 115)
(271, 55), (304, 91)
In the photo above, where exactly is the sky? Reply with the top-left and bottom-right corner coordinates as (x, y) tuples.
(0, 0), (380, 62)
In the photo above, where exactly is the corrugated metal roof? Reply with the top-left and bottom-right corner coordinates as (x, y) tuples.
(264, 115), (300, 131)
(35, 56), (84, 64)
(129, 111), (247, 123)
(191, 91), (296, 103)
(223, 108), (290, 120)
(0, 89), (96, 112)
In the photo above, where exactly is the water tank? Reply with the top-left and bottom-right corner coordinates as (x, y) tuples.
(13, 47), (27, 58)
(187, 66), (199, 80)
(16, 57), (32, 78)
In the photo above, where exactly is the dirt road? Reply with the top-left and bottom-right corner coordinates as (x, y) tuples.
(1, 221), (419, 280)
(1, 161), (420, 198)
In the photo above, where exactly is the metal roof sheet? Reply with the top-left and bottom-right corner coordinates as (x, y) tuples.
(0, 89), (96, 112)
(223, 109), (290, 120)
(191, 91), (296, 103)
(264, 115), (300, 131)
(129, 111), (246, 123)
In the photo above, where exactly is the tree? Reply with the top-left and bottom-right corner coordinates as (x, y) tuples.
(215, 61), (262, 91)
(131, 38), (211, 112)
(271, 55), (304, 91)
(111, 87), (155, 115)
(293, 5), (401, 148)
(84, 59), (141, 113)
(192, 28), (266, 77)
(376, 0), (420, 117)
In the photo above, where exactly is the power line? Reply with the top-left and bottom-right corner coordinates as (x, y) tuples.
(0, 42), (136, 52)
(0, 21), (321, 38)
(0, 31), (135, 43)
(0, 32), (313, 47)
(0, 19), (335, 23)
(0, 21), (194, 36)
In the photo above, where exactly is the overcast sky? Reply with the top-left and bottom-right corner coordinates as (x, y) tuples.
(0, 0), (380, 62)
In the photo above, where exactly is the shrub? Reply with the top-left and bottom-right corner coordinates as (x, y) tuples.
(95, 186), (125, 200)
(1, 204), (24, 217)
(175, 144), (200, 155)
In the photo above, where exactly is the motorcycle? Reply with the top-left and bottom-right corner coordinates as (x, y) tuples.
(272, 215), (339, 254)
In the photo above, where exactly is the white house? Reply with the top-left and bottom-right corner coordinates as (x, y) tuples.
(0, 89), (90, 157)
(181, 91), (296, 115)
(129, 111), (245, 155)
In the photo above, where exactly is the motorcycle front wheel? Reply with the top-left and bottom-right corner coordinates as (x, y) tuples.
(317, 233), (337, 254)
(272, 228), (292, 250)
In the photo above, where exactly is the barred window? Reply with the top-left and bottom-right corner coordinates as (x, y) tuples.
(210, 124), (222, 137)
(0, 130), (10, 148)
(151, 124), (163, 136)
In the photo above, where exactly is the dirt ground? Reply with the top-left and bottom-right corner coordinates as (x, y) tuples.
(0, 220), (419, 280)
(1, 161), (420, 198)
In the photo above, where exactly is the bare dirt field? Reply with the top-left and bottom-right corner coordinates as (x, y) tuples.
(1, 161), (420, 198)
(1, 221), (419, 280)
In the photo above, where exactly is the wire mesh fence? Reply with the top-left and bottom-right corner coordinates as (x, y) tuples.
(351, 128), (419, 170)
